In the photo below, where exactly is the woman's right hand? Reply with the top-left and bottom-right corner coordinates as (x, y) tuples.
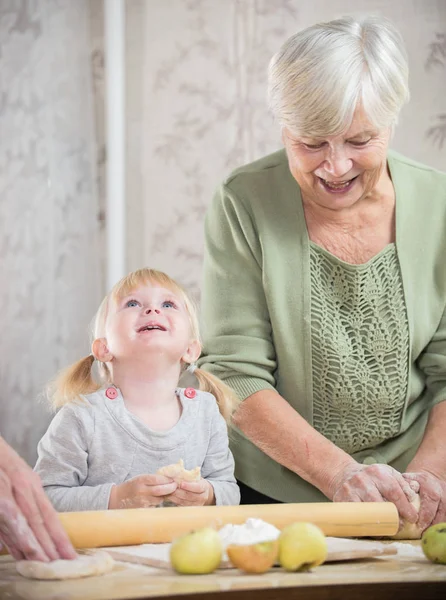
(329, 463), (419, 523)
(108, 474), (178, 509)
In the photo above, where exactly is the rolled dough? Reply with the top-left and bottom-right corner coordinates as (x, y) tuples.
(16, 550), (115, 580)
(156, 459), (201, 482)
(390, 493), (422, 540)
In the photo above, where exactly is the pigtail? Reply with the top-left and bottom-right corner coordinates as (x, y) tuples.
(47, 355), (100, 410)
(193, 367), (241, 424)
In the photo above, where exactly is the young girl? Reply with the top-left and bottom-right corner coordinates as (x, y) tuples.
(34, 268), (240, 511)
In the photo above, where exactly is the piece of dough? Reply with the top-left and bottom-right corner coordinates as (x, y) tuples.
(16, 550), (115, 580)
(156, 459), (201, 482)
(391, 493), (422, 540)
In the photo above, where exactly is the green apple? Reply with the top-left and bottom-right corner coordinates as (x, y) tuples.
(279, 522), (327, 572)
(422, 523), (446, 564)
(170, 527), (222, 574)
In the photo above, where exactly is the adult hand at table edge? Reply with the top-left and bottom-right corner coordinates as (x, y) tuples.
(0, 437), (76, 562)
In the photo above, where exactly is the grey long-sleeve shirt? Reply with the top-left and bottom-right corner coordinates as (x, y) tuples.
(35, 387), (240, 511)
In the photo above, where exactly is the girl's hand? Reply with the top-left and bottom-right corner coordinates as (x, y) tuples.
(109, 474), (178, 509)
(164, 479), (215, 507)
(403, 471), (446, 531)
(329, 463), (419, 524)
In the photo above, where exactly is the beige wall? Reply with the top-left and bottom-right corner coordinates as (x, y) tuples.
(1, 0), (445, 464)
(127, 0), (446, 299)
(0, 0), (102, 464)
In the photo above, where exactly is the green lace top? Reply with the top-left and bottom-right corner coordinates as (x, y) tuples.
(310, 242), (409, 455)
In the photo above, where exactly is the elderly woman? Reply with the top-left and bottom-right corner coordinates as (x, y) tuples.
(199, 15), (446, 532)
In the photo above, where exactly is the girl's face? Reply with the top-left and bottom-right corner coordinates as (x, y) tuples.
(96, 282), (200, 366)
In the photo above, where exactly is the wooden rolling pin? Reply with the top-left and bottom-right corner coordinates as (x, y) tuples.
(57, 502), (399, 548)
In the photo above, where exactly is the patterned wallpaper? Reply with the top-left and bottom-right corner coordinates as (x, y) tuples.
(0, 0), (102, 464)
(1, 0), (445, 464)
(129, 0), (446, 300)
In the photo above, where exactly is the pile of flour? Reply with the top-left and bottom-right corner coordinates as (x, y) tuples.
(218, 518), (280, 559)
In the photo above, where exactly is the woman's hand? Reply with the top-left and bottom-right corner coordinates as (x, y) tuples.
(329, 463), (419, 523)
(109, 474), (178, 509)
(164, 479), (215, 507)
(403, 471), (446, 531)
(0, 440), (76, 562)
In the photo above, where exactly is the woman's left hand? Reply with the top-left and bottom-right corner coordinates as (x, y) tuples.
(403, 471), (446, 531)
(164, 479), (215, 507)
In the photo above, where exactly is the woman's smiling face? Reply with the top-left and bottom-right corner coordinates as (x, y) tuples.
(282, 105), (392, 211)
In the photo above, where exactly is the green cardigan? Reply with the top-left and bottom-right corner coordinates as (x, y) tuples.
(199, 148), (446, 503)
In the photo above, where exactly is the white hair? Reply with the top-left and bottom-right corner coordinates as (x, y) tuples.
(268, 15), (410, 137)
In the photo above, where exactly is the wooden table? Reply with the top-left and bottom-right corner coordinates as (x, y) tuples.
(1, 541), (445, 600)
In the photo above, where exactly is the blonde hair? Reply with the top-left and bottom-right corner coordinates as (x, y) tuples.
(268, 15), (410, 137)
(48, 268), (240, 423)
